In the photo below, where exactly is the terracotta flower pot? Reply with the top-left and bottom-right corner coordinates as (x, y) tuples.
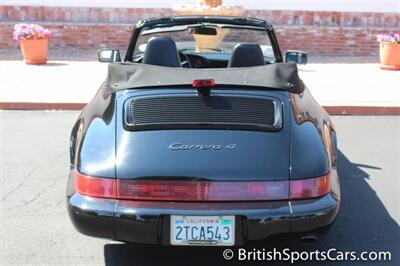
(19, 39), (49, 65)
(379, 42), (400, 70)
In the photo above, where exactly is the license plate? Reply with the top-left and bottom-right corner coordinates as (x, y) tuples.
(170, 215), (235, 246)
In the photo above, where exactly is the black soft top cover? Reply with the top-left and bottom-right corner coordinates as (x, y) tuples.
(106, 62), (304, 94)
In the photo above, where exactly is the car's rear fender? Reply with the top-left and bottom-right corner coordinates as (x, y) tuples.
(68, 84), (117, 197)
(289, 88), (337, 180)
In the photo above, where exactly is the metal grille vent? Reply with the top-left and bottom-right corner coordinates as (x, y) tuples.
(127, 96), (280, 131)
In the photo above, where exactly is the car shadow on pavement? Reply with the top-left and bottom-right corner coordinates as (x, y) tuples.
(103, 150), (399, 266)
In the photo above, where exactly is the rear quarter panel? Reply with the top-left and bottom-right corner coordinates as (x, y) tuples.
(68, 83), (117, 196)
(289, 87), (337, 179)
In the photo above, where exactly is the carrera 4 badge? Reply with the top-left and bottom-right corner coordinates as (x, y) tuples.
(169, 143), (237, 151)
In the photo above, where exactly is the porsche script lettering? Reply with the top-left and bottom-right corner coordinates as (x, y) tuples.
(169, 143), (236, 151)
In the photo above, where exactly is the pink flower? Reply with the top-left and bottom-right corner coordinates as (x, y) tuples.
(377, 32), (400, 44)
(12, 23), (52, 42)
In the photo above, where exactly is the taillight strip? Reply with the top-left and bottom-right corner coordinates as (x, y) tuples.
(74, 170), (330, 201)
(117, 179), (289, 201)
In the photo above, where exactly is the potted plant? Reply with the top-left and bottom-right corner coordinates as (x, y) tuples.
(377, 32), (400, 70)
(13, 23), (51, 65)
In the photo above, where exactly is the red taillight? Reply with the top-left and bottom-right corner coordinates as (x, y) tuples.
(192, 79), (215, 87)
(74, 170), (330, 201)
(117, 180), (289, 201)
(289, 174), (330, 199)
(75, 171), (116, 198)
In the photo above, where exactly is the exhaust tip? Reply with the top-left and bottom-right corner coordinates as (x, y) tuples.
(300, 234), (318, 243)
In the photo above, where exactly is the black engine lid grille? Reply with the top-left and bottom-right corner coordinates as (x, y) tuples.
(126, 95), (282, 131)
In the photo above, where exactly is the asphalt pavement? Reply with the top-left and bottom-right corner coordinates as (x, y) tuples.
(0, 111), (399, 266)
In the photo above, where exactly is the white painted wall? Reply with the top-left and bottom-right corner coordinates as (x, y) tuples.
(0, 0), (399, 13)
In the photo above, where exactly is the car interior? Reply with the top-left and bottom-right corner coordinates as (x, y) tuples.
(141, 36), (269, 68)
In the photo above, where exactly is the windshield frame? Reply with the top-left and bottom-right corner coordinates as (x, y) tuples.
(124, 16), (283, 63)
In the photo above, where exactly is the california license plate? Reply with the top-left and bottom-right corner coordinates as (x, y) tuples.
(170, 215), (235, 246)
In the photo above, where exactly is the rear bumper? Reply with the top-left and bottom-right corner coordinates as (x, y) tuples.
(67, 193), (339, 245)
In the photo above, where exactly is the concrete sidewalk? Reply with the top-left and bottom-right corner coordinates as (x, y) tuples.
(0, 59), (399, 114)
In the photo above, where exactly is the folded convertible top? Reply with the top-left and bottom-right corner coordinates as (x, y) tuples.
(106, 62), (305, 94)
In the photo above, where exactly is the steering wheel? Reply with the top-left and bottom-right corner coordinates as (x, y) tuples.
(178, 51), (192, 68)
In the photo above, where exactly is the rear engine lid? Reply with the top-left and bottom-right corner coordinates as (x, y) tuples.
(115, 92), (289, 182)
(115, 129), (289, 181)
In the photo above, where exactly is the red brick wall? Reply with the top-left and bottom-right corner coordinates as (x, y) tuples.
(0, 6), (173, 24)
(1, 22), (133, 50)
(275, 27), (390, 56)
(1, 5), (399, 55)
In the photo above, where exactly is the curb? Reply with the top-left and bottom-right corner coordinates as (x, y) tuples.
(1, 102), (400, 115)
(0, 102), (87, 110)
(323, 106), (400, 115)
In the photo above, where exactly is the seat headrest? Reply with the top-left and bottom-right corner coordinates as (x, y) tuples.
(143, 37), (181, 67)
(228, 44), (265, 68)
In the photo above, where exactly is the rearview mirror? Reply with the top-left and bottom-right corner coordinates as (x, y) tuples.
(98, 49), (121, 63)
(189, 26), (217, 36)
(285, 50), (308, 65)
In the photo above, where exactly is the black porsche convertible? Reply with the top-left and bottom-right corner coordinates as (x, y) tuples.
(67, 16), (340, 246)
